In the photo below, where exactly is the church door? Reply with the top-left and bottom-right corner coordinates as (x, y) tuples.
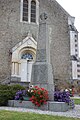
(21, 53), (33, 82)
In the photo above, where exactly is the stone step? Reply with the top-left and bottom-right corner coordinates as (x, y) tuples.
(10, 77), (30, 87)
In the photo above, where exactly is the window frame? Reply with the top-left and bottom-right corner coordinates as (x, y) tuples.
(20, 0), (39, 24)
(23, 0), (28, 22)
(31, 0), (36, 23)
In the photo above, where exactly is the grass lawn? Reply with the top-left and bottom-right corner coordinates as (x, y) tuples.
(0, 110), (79, 120)
(72, 98), (80, 105)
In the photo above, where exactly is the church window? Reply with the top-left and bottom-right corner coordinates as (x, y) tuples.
(23, 0), (28, 21)
(21, 53), (33, 60)
(20, 0), (39, 24)
(31, 0), (36, 23)
(78, 75), (80, 78)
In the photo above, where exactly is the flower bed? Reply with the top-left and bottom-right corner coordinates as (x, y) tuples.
(54, 91), (75, 109)
(15, 85), (49, 107)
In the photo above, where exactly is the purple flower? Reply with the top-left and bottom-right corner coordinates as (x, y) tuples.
(54, 91), (71, 104)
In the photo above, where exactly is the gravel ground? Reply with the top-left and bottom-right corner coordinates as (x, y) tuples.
(0, 105), (80, 118)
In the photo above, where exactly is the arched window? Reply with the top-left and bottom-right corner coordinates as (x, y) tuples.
(23, 0), (28, 21)
(31, 0), (36, 23)
(21, 0), (39, 24)
(21, 53), (33, 60)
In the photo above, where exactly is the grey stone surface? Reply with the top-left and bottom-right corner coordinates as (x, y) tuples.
(36, 49), (46, 62)
(8, 100), (69, 112)
(8, 100), (48, 111)
(0, 0), (38, 82)
(31, 63), (48, 83)
(11, 77), (21, 82)
(31, 20), (54, 100)
(48, 102), (69, 112)
(0, 0), (73, 88)
(8, 100), (14, 107)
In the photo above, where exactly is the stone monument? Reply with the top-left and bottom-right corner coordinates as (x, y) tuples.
(31, 13), (54, 100)
(8, 13), (70, 111)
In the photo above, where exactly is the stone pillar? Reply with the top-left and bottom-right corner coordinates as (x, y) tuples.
(31, 13), (54, 100)
(19, 63), (21, 76)
(15, 63), (18, 75)
(12, 62), (15, 75)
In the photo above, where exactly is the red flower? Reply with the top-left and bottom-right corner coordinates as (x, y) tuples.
(37, 103), (40, 107)
(40, 95), (43, 98)
(29, 98), (32, 101)
(29, 86), (48, 107)
(34, 86), (39, 89)
(38, 91), (40, 95)
(40, 100), (43, 103)
(41, 88), (45, 90)
(32, 96), (35, 99)
(44, 101), (47, 104)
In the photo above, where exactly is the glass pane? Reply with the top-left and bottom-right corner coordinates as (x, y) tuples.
(23, 16), (28, 21)
(23, 12), (28, 16)
(31, 5), (36, 9)
(23, 0), (28, 3)
(31, 1), (36, 5)
(21, 53), (33, 59)
(23, 3), (28, 7)
(31, 9), (36, 13)
(23, 0), (28, 21)
(31, 18), (36, 22)
(31, 0), (36, 23)
(31, 14), (36, 17)
(23, 8), (28, 12)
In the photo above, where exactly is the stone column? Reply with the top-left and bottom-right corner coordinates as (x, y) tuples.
(12, 62), (15, 75)
(31, 13), (54, 100)
(19, 63), (21, 76)
(15, 63), (18, 75)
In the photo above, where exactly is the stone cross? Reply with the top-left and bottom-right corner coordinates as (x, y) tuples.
(31, 13), (54, 100)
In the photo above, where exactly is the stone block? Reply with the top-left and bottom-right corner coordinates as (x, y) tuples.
(8, 100), (48, 111)
(48, 101), (69, 112)
(8, 100), (14, 107)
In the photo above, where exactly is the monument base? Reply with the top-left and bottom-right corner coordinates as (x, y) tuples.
(8, 100), (69, 112)
(31, 62), (54, 100)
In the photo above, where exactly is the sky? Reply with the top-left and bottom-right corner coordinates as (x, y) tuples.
(56, 0), (80, 56)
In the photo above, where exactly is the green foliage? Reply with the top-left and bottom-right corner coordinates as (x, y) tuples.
(0, 110), (80, 120)
(0, 84), (11, 90)
(0, 84), (25, 106)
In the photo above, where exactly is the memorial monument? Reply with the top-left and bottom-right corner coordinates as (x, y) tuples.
(31, 13), (54, 100)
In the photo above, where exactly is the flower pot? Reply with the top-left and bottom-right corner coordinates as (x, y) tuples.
(23, 96), (30, 101)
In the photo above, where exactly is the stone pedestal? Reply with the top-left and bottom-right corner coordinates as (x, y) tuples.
(8, 100), (69, 112)
(31, 63), (54, 100)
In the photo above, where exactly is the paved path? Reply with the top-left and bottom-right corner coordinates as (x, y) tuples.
(0, 105), (80, 118)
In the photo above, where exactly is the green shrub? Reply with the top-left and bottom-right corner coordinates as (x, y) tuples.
(0, 84), (25, 106)
(0, 85), (11, 90)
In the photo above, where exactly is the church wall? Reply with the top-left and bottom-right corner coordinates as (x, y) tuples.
(39, 0), (71, 86)
(0, 0), (71, 86)
(0, 0), (38, 82)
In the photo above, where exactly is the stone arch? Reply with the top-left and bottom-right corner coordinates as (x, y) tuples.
(11, 35), (37, 82)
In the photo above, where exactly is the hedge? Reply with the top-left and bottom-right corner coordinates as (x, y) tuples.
(0, 84), (25, 106)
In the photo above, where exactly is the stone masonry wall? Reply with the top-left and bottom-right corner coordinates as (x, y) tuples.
(0, 0), (38, 82)
(39, 0), (71, 87)
(0, 0), (71, 86)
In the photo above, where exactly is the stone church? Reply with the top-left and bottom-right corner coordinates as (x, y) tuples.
(0, 0), (78, 88)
